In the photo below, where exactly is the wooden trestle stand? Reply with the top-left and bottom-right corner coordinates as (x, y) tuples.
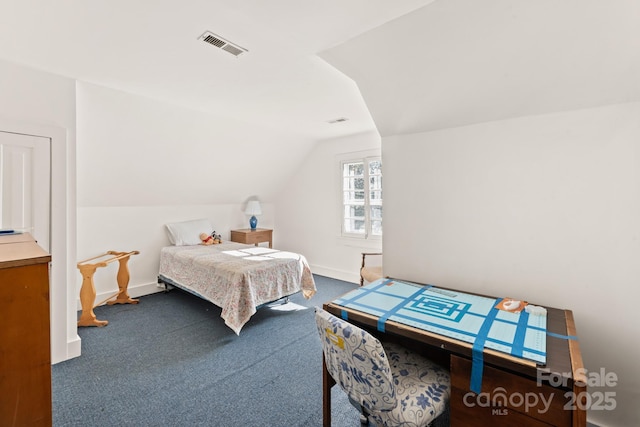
(77, 250), (140, 327)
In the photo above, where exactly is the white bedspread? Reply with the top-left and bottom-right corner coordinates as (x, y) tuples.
(158, 242), (316, 334)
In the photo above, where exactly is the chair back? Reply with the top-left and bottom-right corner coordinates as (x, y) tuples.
(315, 307), (396, 413)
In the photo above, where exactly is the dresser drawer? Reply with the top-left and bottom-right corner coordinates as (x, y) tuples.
(450, 355), (572, 426)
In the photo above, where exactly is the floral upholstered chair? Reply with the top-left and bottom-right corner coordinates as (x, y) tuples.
(315, 307), (450, 427)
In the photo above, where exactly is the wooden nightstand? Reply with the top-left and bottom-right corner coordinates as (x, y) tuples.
(230, 228), (273, 248)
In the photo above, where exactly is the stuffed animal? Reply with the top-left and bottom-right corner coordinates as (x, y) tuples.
(200, 231), (223, 245)
(199, 232), (215, 245)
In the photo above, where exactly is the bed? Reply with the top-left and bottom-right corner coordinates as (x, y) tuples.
(158, 241), (316, 334)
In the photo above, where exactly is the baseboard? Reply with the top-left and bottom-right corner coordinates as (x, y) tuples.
(76, 281), (165, 311)
(66, 335), (82, 361)
(309, 264), (359, 285)
(52, 334), (81, 365)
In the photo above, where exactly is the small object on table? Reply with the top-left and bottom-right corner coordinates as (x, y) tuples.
(525, 304), (548, 316)
(0, 229), (22, 235)
(495, 297), (528, 313)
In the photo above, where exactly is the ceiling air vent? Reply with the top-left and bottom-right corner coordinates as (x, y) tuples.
(198, 31), (248, 57)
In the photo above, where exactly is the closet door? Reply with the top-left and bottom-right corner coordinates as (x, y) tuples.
(0, 131), (50, 251)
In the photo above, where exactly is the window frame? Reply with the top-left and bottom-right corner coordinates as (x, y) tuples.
(340, 155), (382, 240)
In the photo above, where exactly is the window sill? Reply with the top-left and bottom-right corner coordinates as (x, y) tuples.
(336, 235), (383, 251)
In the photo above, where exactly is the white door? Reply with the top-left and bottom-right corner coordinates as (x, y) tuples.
(0, 131), (50, 251)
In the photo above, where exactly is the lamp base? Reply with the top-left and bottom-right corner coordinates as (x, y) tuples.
(249, 216), (257, 230)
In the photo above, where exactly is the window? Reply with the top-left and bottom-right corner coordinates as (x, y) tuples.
(341, 157), (382, 238)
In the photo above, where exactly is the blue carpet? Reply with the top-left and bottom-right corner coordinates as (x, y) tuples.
(52, 275), (364, 426)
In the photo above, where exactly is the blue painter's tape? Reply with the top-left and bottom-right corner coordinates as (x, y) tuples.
(471, 347), (484, 395)
(340, 310), (348, 321)
(470, 300), (501, 394)
(377, 285), (432, 333)
(334, 278), (394, 306)
(511, 311), (529, 358)
(546, 331), (578, 340)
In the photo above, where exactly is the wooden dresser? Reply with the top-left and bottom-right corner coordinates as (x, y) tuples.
(0, 233), (52, 426)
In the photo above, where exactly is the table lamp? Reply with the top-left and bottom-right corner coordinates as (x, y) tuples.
(245, 200), (262, 230)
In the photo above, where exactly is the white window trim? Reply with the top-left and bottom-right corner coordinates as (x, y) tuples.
(339, 150), (382, 240)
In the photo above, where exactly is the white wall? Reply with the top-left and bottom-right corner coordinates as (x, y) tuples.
(76, 82), (308, 301)
(383, 102), (640, 427)
(0, 59), (78, 363)
(275, 130), (382, 283)
(76, 203), (276, 304)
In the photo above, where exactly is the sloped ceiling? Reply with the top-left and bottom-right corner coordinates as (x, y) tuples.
(0, 0), (435, 141)
(320, 0), (640, 137)
(3, 1), (638, 142)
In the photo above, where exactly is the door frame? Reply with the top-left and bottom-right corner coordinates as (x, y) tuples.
(0, 117), (79, 364)
(0, 130), (51, 251)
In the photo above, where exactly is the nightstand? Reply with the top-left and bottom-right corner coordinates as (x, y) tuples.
(230, 228), (273, 248)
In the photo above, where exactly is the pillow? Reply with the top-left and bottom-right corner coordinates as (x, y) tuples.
(165, 218), (213, 246)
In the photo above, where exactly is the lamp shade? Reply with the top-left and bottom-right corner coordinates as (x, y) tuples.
(244, 200), (262, 216)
